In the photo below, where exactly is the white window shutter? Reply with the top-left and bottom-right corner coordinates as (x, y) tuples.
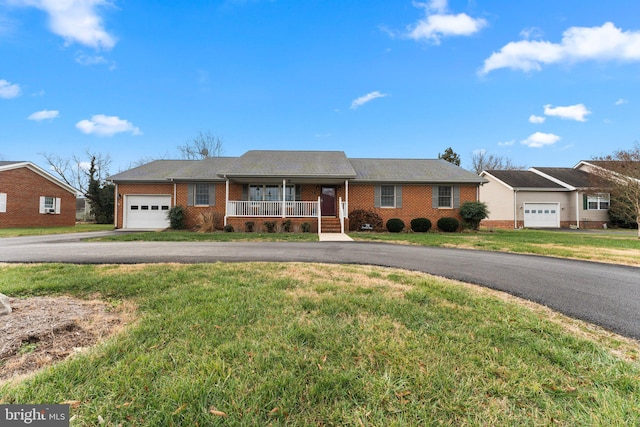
(55, 198), (61, 214)
(0, 193), (6, 213)
(39, 196), (46, 214)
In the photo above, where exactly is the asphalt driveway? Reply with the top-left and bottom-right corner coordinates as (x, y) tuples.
(1, 232), (639, 340)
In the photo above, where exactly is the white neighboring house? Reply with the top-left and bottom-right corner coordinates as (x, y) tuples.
(480, 166), (610, 229)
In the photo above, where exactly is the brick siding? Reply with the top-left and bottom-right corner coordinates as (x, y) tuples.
(115, 182), (480, 231)
(0, 168), (76, 228)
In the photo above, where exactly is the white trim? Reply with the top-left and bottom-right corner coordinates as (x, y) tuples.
(480, 171), (515, 191)
(39, 196), (46, 214)
(0, 192), (6, 213)
(523, 202), (561, 228)
(55, 197), (61, 214)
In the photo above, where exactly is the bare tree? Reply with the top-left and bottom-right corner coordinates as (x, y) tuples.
(591, 142), (640, 238)
(41, 150), (112, 194)
(470, 150), (526, 175)
(178, 130), (224, 159)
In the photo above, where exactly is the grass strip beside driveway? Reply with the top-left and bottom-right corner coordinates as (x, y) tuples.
(1, 263), (639, 426)
(0, 224), (114, 238)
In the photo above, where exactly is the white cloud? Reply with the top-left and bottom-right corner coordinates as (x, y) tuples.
(615, 98), (628, 105)
(543, 103), (591, 122)
(8, 0), (116, 49)
(481, 22), (640, 74)
(528, 114), (545, 124)
(406, 1), (487, 44)
(521, 132), (560, 148)
(497, 140), (515, 146)
(519, 27), (543, 40)
(27, 109), (59, 121)
(75, 53), (107, 65)
(350, 91), (388, 109)
(0, 79), (21, 98)
(75, 114), (142, 136)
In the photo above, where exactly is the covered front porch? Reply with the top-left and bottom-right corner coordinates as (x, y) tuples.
(224, 179), (349, 233)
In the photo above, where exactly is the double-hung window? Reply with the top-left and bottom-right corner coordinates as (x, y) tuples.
(374, 185), (402, 208)
(587, 193), (610, 210)
(380, 185), (395, 207)
(249, 184), (296, 201)
(438, 186), (453, 208)
(195, 183), (210, 205)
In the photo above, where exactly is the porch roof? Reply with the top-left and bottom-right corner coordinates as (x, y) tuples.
(219, 150), (357, 179)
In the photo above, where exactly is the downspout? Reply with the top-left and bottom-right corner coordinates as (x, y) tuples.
(576, 191), (580, 229)
(172, 180), (176, 207)
(224, 176), (229, 226)
(513, 189), (517, 229)
(114, 183), (118, 229)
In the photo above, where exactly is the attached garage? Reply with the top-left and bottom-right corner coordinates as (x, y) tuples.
(124, 195), (171, 229)
(523, 202), (560, 228)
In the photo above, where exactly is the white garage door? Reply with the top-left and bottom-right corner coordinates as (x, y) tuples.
(524, 203), (560, 228)
(124, 195), (171, 229)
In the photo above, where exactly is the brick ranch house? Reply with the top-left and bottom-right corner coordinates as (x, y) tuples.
(108, 150), (486, 232)
(0, 161), (77, 228)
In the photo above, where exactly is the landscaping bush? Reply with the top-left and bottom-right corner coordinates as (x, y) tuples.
(410, 217), (432, 232)
(167, 205), (185, 230)
(460, 201), (490, 231)
(437, 217), (460, 232)
(300, 222), (311, 233)
(196, 211), (223, 233)
(386, 218), (405, 233)
(263, 221), (277, 233)
(282, 220), (293, 232)
(223, 224), (234, 232)
(245, 221), (255, 232)
(349, 209), (383, 231)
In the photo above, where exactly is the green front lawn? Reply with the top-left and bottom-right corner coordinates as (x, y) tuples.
(1, 263), (639, 426)
(0, 224), (114, 238)
(351, 229), (640, 266)
(95, 230), (319, 242)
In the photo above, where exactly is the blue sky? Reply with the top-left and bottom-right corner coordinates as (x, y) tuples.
(1, 0), (639, 174)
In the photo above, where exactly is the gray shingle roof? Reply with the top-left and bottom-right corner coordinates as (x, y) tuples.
(0, 161), (26, 168)
(220, 150), (357, 178)
(109, 151), (487, 184)
(485, 170), (566, 189)
(351, 158), (486, 183)
(533, 167), (607, 188)
(108, 160), (195, 182)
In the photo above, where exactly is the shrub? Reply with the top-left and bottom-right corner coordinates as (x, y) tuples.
(300, 222), (311, 233)
(349, 209), (383, 232)
(282, 220), (293, 232)
(167, 206), (185, 230)
(223, 224), (234, 232)
(196, 211), (223, 233)
(437, 217), (460, 232)
(245, 221), (255, 232)
(386, 218), (405, 233)
(263, 221), (277, 233)
(410, 218), (432, 232)
(459, 201), (490, 231)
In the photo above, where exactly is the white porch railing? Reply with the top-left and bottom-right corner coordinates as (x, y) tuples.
(338, 197), (347, 233)
(227, 200), (319, 217)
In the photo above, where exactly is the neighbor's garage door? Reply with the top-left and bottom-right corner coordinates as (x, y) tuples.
(124, 195), (171, 229)
(523, 203), (560, 228)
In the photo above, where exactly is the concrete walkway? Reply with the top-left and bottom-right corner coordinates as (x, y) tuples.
(318, 233), (353, 241)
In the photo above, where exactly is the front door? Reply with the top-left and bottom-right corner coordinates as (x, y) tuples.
(321, 187), (336, 216)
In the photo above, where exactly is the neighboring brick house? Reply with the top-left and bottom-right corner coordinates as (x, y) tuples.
(108, 150), (486, 232)
(0, 161), (78, 228)
(479, 166), (610, 229)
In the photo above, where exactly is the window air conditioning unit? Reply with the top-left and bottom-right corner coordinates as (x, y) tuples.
(48, 208), (56, 213)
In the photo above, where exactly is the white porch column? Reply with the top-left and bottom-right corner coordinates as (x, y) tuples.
(224, 177), (229, 226)
(282, 179), (286, 218)
(345, 179), (349, 216)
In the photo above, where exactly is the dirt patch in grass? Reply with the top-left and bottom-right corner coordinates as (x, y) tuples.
(0, 296), (134, 384)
